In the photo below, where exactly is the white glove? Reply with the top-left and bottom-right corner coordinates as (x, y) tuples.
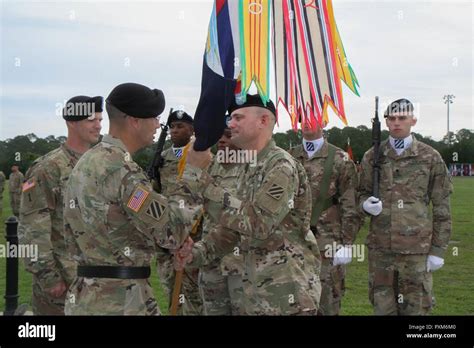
(427, 255), (444, 272)
(333, 246), (352, 266)
(363, 196), (383, 216)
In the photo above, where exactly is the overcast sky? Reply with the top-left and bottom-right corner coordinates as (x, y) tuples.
(1, 0), (472, 141)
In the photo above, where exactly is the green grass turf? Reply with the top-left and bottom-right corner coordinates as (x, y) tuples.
(1, 177), (472, 314)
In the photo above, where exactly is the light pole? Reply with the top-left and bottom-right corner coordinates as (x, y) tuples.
(443, 94), (455, 145)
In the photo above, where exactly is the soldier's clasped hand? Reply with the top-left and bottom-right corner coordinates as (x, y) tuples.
(173, 237), (194, 271)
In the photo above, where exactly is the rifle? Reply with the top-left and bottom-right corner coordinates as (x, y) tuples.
(371, 96), (381, 198)
(146, 108), (172, 193)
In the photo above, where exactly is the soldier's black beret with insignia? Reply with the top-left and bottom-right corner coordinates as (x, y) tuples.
(167, 109), (194, 126)
(63, 95), (103, 121)
(228, 93), (276, 117)
(384, 98), (414, 117)
(106, 83), (165, 118)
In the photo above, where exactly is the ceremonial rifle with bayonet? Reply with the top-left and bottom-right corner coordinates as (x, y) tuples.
(146, 108), (172, 193)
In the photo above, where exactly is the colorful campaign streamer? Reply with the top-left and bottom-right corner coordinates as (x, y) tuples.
(193, 0), (359, 150)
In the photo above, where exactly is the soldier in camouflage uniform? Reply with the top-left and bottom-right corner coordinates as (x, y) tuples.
(156, 109), (203, 315)
(18, 95), (103, 315)
(0, 170), (5, 217)
(9, 164), (24, 217)
(63, 83), (206, 315)
(289, 120), (361, 315)
(199, 126), (244, 315)
(359, 99), (452, 315)
(177, 95), (322, 315)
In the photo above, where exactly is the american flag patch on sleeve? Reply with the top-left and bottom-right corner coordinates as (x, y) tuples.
(127, 186), (150, 212)
(22, 179), (36, 192)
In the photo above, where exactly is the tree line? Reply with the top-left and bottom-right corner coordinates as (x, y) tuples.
(1, 128), (473, 177)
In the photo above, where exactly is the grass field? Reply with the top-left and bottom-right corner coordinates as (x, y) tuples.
(1, 177), (473, 315)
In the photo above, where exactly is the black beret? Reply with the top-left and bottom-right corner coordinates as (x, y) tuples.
(106, 82), (165, 118)
(384, 98), (414, 117)
(63, 95), (103, 121)
(228, 94), (276, 116)
(167, 109), (194, 126)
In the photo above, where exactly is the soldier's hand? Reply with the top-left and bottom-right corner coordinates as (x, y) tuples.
(333, 245), (353, 266)
(427, 255), (444, 272)
(363, 196), (383, 216)
(186, 145), (212, 169)
(48, 281), (67, 298)
(173, 237), (194, 271)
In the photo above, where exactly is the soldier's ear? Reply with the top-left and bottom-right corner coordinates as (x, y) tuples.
(127, 116), (141, 130)
(411, 116), (417, 127)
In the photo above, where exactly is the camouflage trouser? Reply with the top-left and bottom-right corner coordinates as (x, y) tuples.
(10, 192), (21, 216)
(317, 256), (345, 315)
(156, 247), (203, 315)
(368, 249), (433, 315)
(0, 193), (3, 217)
(65, 277), (160, 315)
(32, 275), (65, 315)
(199, 262), (244, 316)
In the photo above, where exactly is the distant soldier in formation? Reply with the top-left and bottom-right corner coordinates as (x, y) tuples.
(9, 164), (24, 217)
(176, 94), (322, 315)
(289, 120), (361, 315)
(63, 83), (205, 315)
(18, 95), (103, 315)
(156, 109), (203, 315)
(199, 122), (244, 315)
(0, 170), (5, 218)
(359, 98), (453, 315)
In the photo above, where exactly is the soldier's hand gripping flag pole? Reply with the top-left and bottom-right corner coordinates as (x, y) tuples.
(372, 96), (381, 198)
(170, 141), (203, 315)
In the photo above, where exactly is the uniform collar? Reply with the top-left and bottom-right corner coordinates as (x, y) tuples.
(102, 134), (128, 153)
(382, 134), (419, 159)
(172, 146), (186, 159)
(257, 139), (276, 162)
(293, 138), (328, 160)
(389, 134), (413, 155)
(61, 143), (83, 161)
(303, 137), (324, 158)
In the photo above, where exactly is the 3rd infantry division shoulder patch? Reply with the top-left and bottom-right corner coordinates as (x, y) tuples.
(146, 200), (166, 221)
(267, 183), (284, 200)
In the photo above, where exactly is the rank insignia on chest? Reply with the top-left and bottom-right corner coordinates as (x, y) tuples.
(22, 179), (36, 192)
(267, 183), (284, 200)
(127, 186), (150, 212)
(146, 199), (166, 221)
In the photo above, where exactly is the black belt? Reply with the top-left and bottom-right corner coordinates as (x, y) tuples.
(77, 265), (151, 279)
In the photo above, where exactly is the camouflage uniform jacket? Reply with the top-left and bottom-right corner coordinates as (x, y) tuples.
(182, 140), (321, 315)
(160, 146), (182, 196)
(289, 139), (360, 249)
(18, 144), (82, 287)
(359, 135), (453, 257)
(9, 171), (24, 193)
(64, 134), (202, 266)
(203, 159), (243, 275)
